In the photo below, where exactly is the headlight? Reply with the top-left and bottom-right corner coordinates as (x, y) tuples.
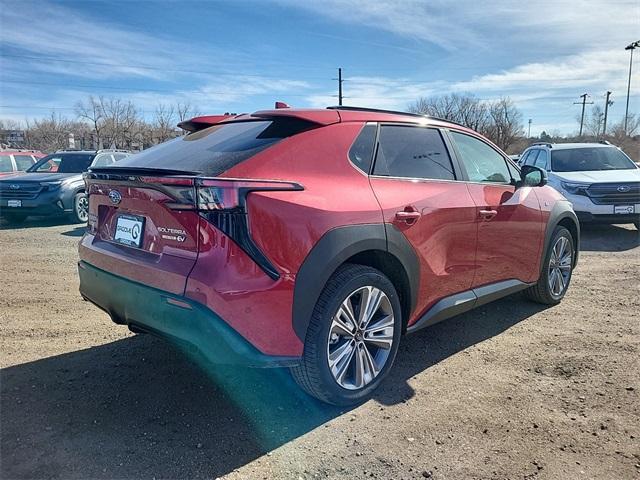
(40, 181), (63, 191)
(560, 181), (589, 195)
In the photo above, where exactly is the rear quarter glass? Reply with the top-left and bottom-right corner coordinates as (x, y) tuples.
(108, 118), (318, 176)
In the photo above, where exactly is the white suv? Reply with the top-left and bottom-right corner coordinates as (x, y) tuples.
(519, 142), (640, 229)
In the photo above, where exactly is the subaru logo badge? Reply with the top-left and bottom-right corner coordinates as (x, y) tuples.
(9, 184), (20, 190)
(617, 185), (630, 193)
(108, 190), (122, 205)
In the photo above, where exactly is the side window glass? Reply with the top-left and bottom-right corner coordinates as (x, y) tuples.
(91, 154), (116, 167)
(450, 132), (511, 183)
(534, 150), (548, 170)
(519, 150), (531, 165)
(373, 126), (455, 180)
(14, 155), (36, 171)
(348, 124), (376, 173)
(35, 157), (61, 172)
(0, 155), (12, 172)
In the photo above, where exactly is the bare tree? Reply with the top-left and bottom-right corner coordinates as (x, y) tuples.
(24, 113), (88, 152)
(176, 102), (200, 123)
(408, 93), (523, 151)
(75, 96), (104, 149)
(153, 104), (177, 142)
(582, 105), (604, 138)
(485, 97), (524, 151)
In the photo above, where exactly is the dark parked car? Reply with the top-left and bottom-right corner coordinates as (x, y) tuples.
(0, 150), (130, 224)
(78, 106), (579, 405)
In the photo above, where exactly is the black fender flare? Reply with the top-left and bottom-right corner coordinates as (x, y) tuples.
(292, 223), (419, 341)
(540, 200), (580, 276)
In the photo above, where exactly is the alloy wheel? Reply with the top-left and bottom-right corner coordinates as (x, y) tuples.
(326, 286), (395, 390)
(548, 236), (572, 297)
(76, 195), (89, 222)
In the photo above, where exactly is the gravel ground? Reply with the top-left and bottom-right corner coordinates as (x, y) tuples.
(1, 218), (639, 480)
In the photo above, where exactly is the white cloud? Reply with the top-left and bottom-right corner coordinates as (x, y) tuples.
(0, 1), (245, 81)
(278, 0), (638, 53)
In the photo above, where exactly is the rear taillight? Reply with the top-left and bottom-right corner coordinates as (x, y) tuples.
(176, 178), (302, 280)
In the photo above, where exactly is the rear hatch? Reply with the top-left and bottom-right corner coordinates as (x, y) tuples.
(80, 117), (318, 294)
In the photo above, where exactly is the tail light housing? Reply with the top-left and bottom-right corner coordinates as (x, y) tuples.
(194, 178), (303, 280)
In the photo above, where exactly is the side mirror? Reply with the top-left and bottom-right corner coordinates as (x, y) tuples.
(519, 165), (547, 188)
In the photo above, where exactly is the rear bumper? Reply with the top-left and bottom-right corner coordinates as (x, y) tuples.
(78, 260), (299, 368)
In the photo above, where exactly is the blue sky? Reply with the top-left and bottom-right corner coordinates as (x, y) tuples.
(1, 0), (638, 135)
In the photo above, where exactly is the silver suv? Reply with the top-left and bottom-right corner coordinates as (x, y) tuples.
(519, 142), (640, 229)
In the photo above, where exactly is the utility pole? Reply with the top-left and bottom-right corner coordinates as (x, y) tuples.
(603, 91), (612, 136)
(574, 93), (593, 137)
(334, 67), (344, 106)
(528, 118), (532, 138)
(624, 41), (639, 134)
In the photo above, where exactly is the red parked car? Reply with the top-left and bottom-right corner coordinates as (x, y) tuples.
(0, 150), (45, 177)
(78, 106), (579, 405)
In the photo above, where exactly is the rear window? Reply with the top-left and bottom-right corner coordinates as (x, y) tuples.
(106, 119), (316, 176)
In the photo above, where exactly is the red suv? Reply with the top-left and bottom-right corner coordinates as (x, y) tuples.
(78, 106), (579, 405)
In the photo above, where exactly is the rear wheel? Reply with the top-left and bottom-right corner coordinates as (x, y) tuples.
(525, 226), (574, 305)
(290, 264), (402, 405)
(70, 192), (89, 223)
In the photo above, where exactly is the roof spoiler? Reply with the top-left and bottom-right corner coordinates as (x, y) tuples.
(177, 114), (237, 133)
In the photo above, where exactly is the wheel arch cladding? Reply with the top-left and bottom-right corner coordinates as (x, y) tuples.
(542, 201), (580, 274)
(292, 223), (419, 341)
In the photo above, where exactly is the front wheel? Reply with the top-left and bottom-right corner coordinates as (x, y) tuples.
(290, 264), (402, 405)
(70, 192), (89, 224)
(525, 226), (574, 305)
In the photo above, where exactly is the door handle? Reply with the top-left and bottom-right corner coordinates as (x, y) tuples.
(479, 209), (498, 220)
(395, 209), (421, 224)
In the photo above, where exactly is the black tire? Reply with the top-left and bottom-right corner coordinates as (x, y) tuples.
(290, 264), (402, 406)
(525, 226), (574, 305)
(70, 192), (89, 224)
(1, 212), (27, 225)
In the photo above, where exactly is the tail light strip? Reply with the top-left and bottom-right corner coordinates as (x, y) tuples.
(85, 172), (302, 280)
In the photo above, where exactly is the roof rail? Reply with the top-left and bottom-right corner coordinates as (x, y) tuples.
(326, 105), (468, 128)
(531, 142), (553, 148)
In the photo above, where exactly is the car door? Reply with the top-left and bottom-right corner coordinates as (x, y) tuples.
(367, 124), (478, 325)
(447, 130), (544, 287)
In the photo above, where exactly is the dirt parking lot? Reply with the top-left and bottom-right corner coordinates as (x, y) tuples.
(1, 218), (639, 480)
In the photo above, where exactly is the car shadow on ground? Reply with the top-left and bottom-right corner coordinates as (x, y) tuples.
(579, 223), (639, 252)
(0, 216), (82, 230)
(60, 226), (86, 237)
(0, 294), (547, 479)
